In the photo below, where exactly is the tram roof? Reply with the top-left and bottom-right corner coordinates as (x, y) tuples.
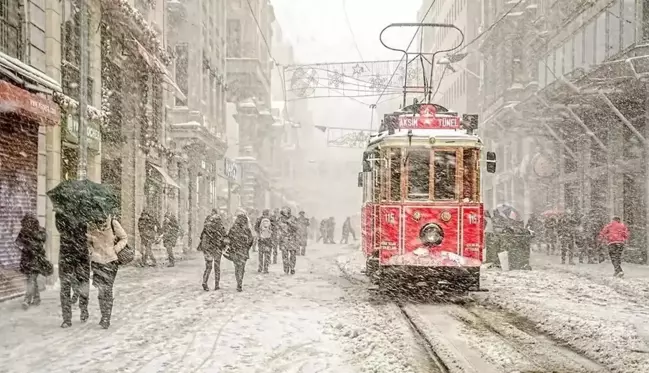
(367, 129), (482, 148)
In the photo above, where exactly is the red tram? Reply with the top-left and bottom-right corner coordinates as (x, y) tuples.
(358, 103), (496, 291)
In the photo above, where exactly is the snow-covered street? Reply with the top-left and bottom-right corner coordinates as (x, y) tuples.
(0, 243), (432, 373)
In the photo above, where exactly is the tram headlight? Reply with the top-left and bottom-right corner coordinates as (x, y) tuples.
(419, 223), (444, 246)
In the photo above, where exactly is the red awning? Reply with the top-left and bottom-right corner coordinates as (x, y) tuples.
(0, 80), (60, 125)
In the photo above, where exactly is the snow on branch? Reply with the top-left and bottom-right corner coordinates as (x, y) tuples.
(101, 0), (173, 65)
(53, 92), (107, 123)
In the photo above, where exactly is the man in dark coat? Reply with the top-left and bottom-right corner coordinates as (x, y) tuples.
(271, 208), (280, 264)
(255, 209), (274, 273)
(56, 211), (90, 327)
(227, 213), (254, 291)
(297, 211), (310, 256)
(198, 213), (227, 291)
(138, 210), (160, 266)
(162, 213), (180, 267)
(279, 208), (299, 274)
(16, 214), (48, 311)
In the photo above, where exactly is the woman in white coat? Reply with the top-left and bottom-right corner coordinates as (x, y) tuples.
(87, 214), (127, 329)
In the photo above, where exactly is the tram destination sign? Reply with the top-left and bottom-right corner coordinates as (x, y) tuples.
(397, 104), (461, 130)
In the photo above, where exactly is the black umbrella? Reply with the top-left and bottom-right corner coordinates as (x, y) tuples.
(47, 179), (119, 223)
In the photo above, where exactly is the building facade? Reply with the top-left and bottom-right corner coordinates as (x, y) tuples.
(481, 0), (649, 262)
(226, 0), (276, 212)
(419, 0), (482, 114)
(0, 0), (102, 297)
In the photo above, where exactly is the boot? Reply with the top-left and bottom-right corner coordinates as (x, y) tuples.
(99, 317), (110, 329)
(80, 309), (89, 323)
(61, 320), (72, 328)
(202, 283), (209, 291)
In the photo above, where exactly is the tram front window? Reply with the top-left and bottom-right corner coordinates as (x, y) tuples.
(407, 149), (430, 199)
(434, 150), (456, 200)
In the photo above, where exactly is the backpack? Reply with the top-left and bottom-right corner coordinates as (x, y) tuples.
(259, 217), (272, 239)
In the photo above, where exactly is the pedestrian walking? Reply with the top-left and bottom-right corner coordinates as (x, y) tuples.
(162, 213), (180, 267)
(86, 213), (128, 329)
(340, 216), (357, 244)
(15, 214), (50, 311)
(255, 210), (274, 273)
(316, 219), (327, 243)
(327, 217), (336, 244)
(56, 211), (90, 327)
(271, 208), (280, 264)
(138, 210), (159, 266)
(278, 208), (299, 274)
(598, 216), (629, 277)
(198, 212), (227, 291)
(226, 213), (254, 291)
(297, 211), (310, 256)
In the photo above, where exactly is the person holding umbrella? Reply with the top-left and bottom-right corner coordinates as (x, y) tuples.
(56, 210), (90, 327)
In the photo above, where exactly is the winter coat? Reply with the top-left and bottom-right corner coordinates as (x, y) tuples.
(87, 217), (128, 264)
(342, 218), (352, 235)
(227, 216), (254, 262)
(162, 215), (181, 248)
(16, 216), (48, 275)
(199, 215), (227, 255)
(297, 216), (310, 240)
(55, 211), (89, 266)
(138, 212), (159, 243)
(598, 221), (629, 245)
(255, 214), (274, 247)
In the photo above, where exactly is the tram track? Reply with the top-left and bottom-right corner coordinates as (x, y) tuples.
(397, 302), (451, 373)
(335, 256), (608, 372)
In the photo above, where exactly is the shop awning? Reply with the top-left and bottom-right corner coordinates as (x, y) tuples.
(150, 164), (180, 189)
(132, 38), (187, 102)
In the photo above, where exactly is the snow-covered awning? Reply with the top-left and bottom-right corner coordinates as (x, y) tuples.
(0, 51), (61, 93)
(150, 164), (180, 189)
(132, 38), (186, 102)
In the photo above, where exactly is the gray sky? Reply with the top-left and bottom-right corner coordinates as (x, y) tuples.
(272, 0), (421, 130)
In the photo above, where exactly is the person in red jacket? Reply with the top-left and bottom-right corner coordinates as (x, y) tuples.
(598, 217), (629, 277)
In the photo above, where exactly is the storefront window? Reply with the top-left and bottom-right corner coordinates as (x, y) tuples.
(574, 29), (584, 69)
(585, 21), (595, 69)
(564, 38), (573, 75)
(434, 150), (456, 200)
(462, 148), (479, 202)
(595, 12), (607, 63)
(623, 0), (635, 48)
(389, 148), (401, 201)
(608, 1), (621, 56)
(554, 47), (563, 77)
(545, 54), (554, 85)
(407, 149), (430, 200)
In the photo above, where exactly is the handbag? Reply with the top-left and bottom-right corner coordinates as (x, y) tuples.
(111, 219), (135, 265)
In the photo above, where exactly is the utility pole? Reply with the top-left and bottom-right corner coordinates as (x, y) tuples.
(77, 0), (89, 180)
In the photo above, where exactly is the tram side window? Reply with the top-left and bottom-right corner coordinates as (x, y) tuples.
(407, 149), (430, 200)
(462, 148), (479, 202)
(434, 150), (457, 200)
(389, 148), (401, 201)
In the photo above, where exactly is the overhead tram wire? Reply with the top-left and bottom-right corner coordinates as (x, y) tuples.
(342, 0), (371, 72)
(245, 0), (292, 120)
(374, 0), (436, 107)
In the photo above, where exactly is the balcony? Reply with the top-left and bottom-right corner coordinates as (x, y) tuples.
(168, 108), (227, 156)
(226, 56), (271, 103)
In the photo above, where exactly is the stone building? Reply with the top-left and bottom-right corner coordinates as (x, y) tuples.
(0, 0), (102, 297)
(226, 0), (276, 211)
(480, 0), (649, 262)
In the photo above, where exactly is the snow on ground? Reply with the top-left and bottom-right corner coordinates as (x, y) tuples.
(0, 243), (430, 373)
(479, 251), (649, 373)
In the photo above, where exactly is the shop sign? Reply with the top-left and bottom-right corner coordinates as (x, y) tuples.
(0, 81), (60, 125)
(65, 114), (101, 151)
(224, 157), (240, 182)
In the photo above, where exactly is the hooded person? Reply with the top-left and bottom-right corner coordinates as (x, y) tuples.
(279, 207), (299, 274)
(198, 212), (227, 291)
(16, 214), (49, 311)
(271, 208), (280, 264)
(226, 212), (254, 291)
(162, 213), (181, 267)
(255, 209), (273, 273)
(297, 211), (310, 256)
(138, 210), (160, 266)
